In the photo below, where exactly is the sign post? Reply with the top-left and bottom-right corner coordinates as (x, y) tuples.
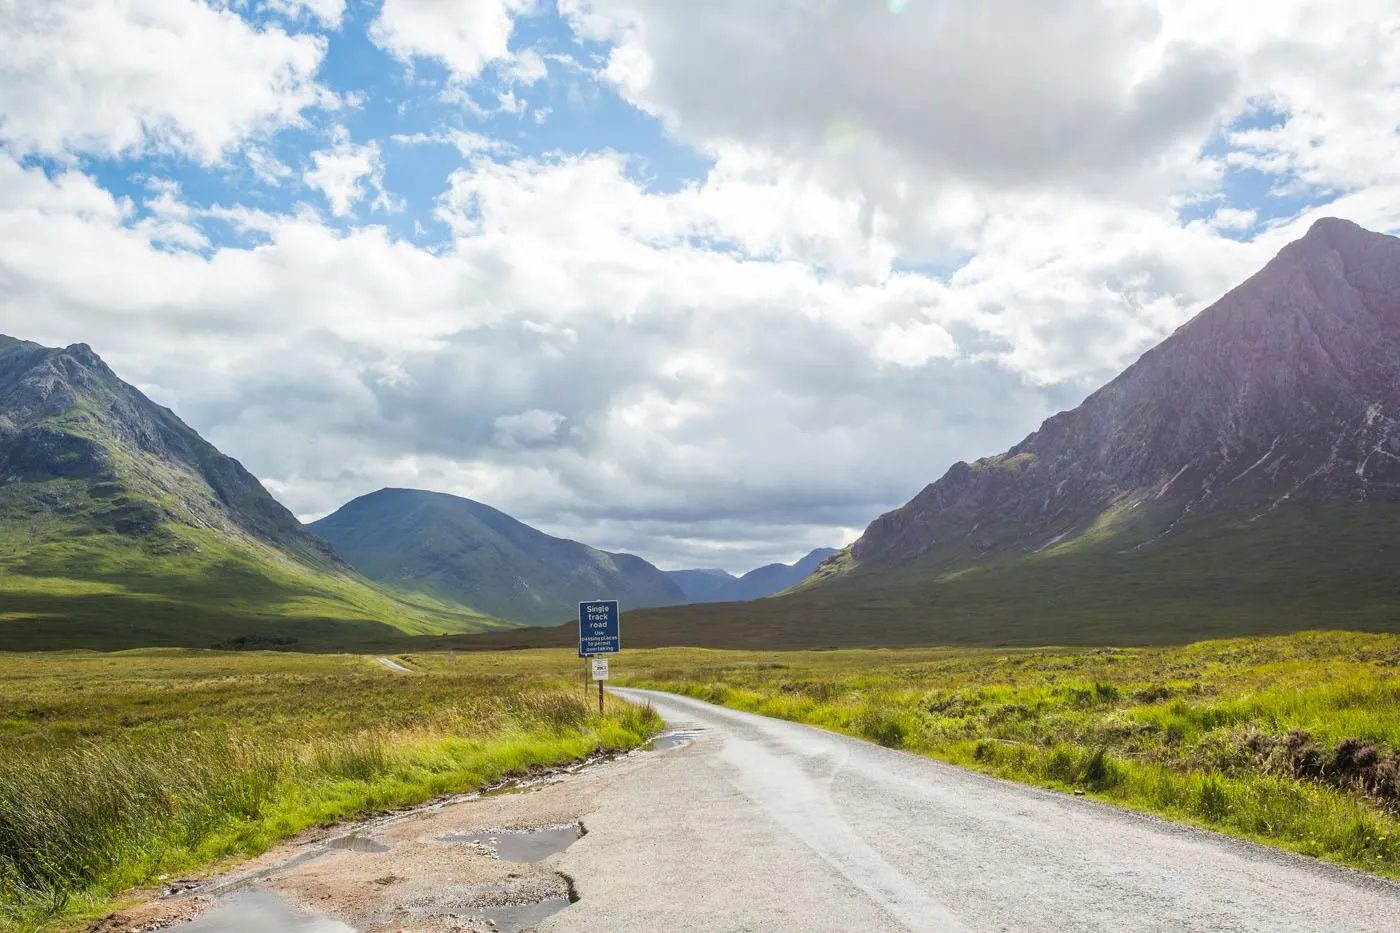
(591, 657), (609, 715)
(579, 600), (620, 716)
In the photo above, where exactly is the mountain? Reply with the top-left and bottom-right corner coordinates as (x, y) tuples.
(310, 488), (687, 626)
(0, 338), (499, 649)
(831, 217), (1400, 576)
(667, 548), (841, 602)
(462, 218), (1400, 650)
(666, 568), (739, 603)
(730, 548), (841, 599)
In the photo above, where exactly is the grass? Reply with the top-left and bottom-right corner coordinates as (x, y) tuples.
(614, 630), (1400, 879)
(0, 649), (660, 931)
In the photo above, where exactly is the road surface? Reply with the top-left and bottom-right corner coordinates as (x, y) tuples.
(538, 688), (1400, 933)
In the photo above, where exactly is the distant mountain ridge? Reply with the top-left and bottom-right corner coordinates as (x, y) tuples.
(666, 548), (839, 603)
(0, 337), (498, 649)
(311, 488), (687, 626)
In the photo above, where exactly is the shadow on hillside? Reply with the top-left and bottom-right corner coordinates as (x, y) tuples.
(0, 589), (403, 651)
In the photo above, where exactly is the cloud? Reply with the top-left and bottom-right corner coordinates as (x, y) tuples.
(370, 0), (532, 84)
(303, 130), (396, 217)
(391, 129), (514, 156)
(562, 0), (1240, 196)
(0, 0), (329, 162)
(263, 0), (346, 28)
(494, 409), (567, 447)
(503, 48), (549, 86)
(3, 0), (1400, 572)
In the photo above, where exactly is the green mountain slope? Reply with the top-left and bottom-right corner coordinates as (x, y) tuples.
(310, 488), (687, 626)
(0, 338), (504, 649)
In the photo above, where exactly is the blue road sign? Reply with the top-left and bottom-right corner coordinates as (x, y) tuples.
(578, 600), (620, 656)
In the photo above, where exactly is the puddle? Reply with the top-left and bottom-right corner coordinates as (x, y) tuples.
(480, 783), (532, 798)
(196, 835), (386, 897)
(324, 833), (388, 853)
(646, 728), (703, 752)
(440, 825), (583, 862)
(474, 897), (571, 932)
(169, 889), (354, 932)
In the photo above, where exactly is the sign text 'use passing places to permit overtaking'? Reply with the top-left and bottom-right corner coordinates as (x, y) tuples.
(578, 600), (620, 655)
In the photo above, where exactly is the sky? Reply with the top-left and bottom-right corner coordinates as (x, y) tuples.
(2, 0), (1399, 574)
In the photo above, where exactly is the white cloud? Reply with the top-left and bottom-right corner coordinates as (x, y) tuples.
(560, 1), (1400, 258)
(303, 130), (396, 217)
(875, 321), (957, 369)
(370, 0), (532, 83)
(562, 0), (1239, 198)
(1211, 207), (1257, 230)
(392, 128), (514, 156)
(494, 409), (566, 447)
(262, 0), (346, 28)
(503, 48), (549, 86)
(245, 145), (296, 185)
(0, 0), (329, 162)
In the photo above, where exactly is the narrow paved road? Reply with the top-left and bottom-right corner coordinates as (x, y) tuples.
(543, 688), (1400, 933)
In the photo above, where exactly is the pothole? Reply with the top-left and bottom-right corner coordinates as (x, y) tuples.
(646, 728), (703, 752)
(472, 897), (571, 932)
(439, 824), (583, 862)
(323, 833), (389, 853)
(166, 889), (354, 932)
(379, 875), (574, 932)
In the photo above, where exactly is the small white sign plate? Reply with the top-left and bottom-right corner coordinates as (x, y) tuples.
(591, 657), (610, 681)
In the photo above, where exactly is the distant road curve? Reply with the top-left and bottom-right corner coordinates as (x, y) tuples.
(543, 688), (1400, 933)
(375, 656), (414, 673)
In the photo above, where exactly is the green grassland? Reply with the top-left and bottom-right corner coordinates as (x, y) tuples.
(0, 649), (660, 931)
(619, 631), (1400, 879)
(8, 633), (1399, 930)
(0, 479), (507, 652)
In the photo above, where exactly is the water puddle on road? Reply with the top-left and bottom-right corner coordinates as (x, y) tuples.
(474, 897), (571, 932)
(439, 824), (582, 862)
(480, 782), (532, 798)
(168, 889), (353, 932)
(323, 833), (389, 853)
(646, 728), (703, 752)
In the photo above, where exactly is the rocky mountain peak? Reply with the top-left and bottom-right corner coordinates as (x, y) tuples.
(0, 336), (336, 565)
(846, 218), (1400, 571)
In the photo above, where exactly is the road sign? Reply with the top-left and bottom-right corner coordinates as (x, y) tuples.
(578, 599), (620, 656)
(591, 657), (609, 681)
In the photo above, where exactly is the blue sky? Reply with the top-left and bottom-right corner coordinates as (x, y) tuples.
(2, 0), (1398, 571)
(59, 1), (714, 254)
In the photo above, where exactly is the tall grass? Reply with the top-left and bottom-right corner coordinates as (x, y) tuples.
(0, 651), (659, 931)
